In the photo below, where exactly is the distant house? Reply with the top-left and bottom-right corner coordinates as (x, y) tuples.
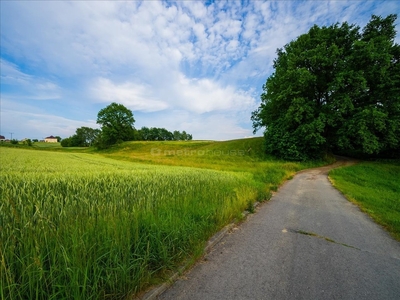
(44, 135), (58, 143)
(0, 135), (5, 142)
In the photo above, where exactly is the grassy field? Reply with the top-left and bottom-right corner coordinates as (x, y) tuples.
(0, 138), (326, 299)
(98, 138), (327, 191)
(0, 141), (87, 151)
(32, 142), (88, 151)
(0, 142), (63, 148)
(329, 160), (400, 241)
(32, 142), (63, 148)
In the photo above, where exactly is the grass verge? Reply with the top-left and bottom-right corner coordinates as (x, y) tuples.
(329, 160), (400, 241)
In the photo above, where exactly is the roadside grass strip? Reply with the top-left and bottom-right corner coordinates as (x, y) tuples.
(329, 160), (400, 241)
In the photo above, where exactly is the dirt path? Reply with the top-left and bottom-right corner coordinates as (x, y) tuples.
(158, 158), (400, 300)
(298, 155), (358, 175)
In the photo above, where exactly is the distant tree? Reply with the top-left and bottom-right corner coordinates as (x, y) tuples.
(61, 127), (100, 147)
(147, 128), (176, 140)
(135, 127), (193, 141)
(75, 127), (101, 146)
(252, 14), (400, 160)
(140, 127), (150, 140)
(23, 139), (32, 146)
(158, 128), (173, 140)
(181, 131), (188, 141)
(32, 139), (38, 143)
(55, 136), (62, 142)
(96, 102), (135, 147)
(132, 128), (143, 141)
(61, 137), (72, 147)
(10, 139), (18, 145)
(172, 130), (193, 141)
(148, 127), (160, 141)
(173, 130), (181, 140)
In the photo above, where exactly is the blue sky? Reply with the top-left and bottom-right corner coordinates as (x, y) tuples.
(1, 0), (399, 141)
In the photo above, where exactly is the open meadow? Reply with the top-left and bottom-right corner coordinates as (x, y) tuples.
(0, 138), (323, 299)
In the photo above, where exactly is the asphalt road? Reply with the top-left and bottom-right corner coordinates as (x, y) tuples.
(159, 161), (400, 300)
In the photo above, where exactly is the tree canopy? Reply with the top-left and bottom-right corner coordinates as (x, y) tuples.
(252, 14), (400, 160)
(136, 127), (192, 141)
(61, 127), (100, 147)
(96, 102), (135, 147)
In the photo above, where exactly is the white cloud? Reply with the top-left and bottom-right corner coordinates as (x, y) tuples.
(1, 59), (31, 84)
(1, 102), (98, 140)
(171, 74), (255, 114)
(135, 110), (253, 141)
(91, 78), (169, 112)
(184, 114), (252, 141)
(90, 73), (256, 116)
(1, 59), (61, 100)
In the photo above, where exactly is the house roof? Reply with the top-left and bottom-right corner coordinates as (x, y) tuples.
(45, 135), (57, 139)
(0, 135), (5, 139)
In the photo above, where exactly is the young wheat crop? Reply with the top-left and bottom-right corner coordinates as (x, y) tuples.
(0, 148), (261, 299)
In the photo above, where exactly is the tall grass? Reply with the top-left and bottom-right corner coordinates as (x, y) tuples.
(0, 148), (261, 299)
(329, 160), (400, 241)
(1, 139), (326, 299)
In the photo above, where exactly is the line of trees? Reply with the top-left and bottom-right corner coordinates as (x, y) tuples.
(135, 127), (192, 141)
(61, 127), (100, 147)
(62, 103), (193, 148)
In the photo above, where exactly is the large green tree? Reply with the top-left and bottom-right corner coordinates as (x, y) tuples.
(96, 102), (135, 147)
(252, 15), (400, 160)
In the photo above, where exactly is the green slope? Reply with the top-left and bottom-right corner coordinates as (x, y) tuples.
(99, 137), (326, 191)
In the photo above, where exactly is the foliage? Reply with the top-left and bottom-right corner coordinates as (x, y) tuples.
(10, 139), (18, 144)
(96, 102), (135, 147)
(136, 127), (193, 141)
(252, 14), (400, 160)
(22, 139), (32, 146)
(61, 127), (100, 147)
(330, 160), (400, 241)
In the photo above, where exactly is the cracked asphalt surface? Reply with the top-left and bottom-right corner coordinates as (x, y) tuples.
(159, 160), (400, 300)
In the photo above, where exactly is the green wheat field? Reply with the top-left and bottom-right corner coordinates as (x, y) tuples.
(1, 138), (318, 299)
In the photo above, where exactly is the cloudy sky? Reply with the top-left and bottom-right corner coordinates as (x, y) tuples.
(1, 0), (399, 141)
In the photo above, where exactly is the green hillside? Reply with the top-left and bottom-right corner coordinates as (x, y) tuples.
(101, 137), (266, 166)
(99, 137), (326, 191)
